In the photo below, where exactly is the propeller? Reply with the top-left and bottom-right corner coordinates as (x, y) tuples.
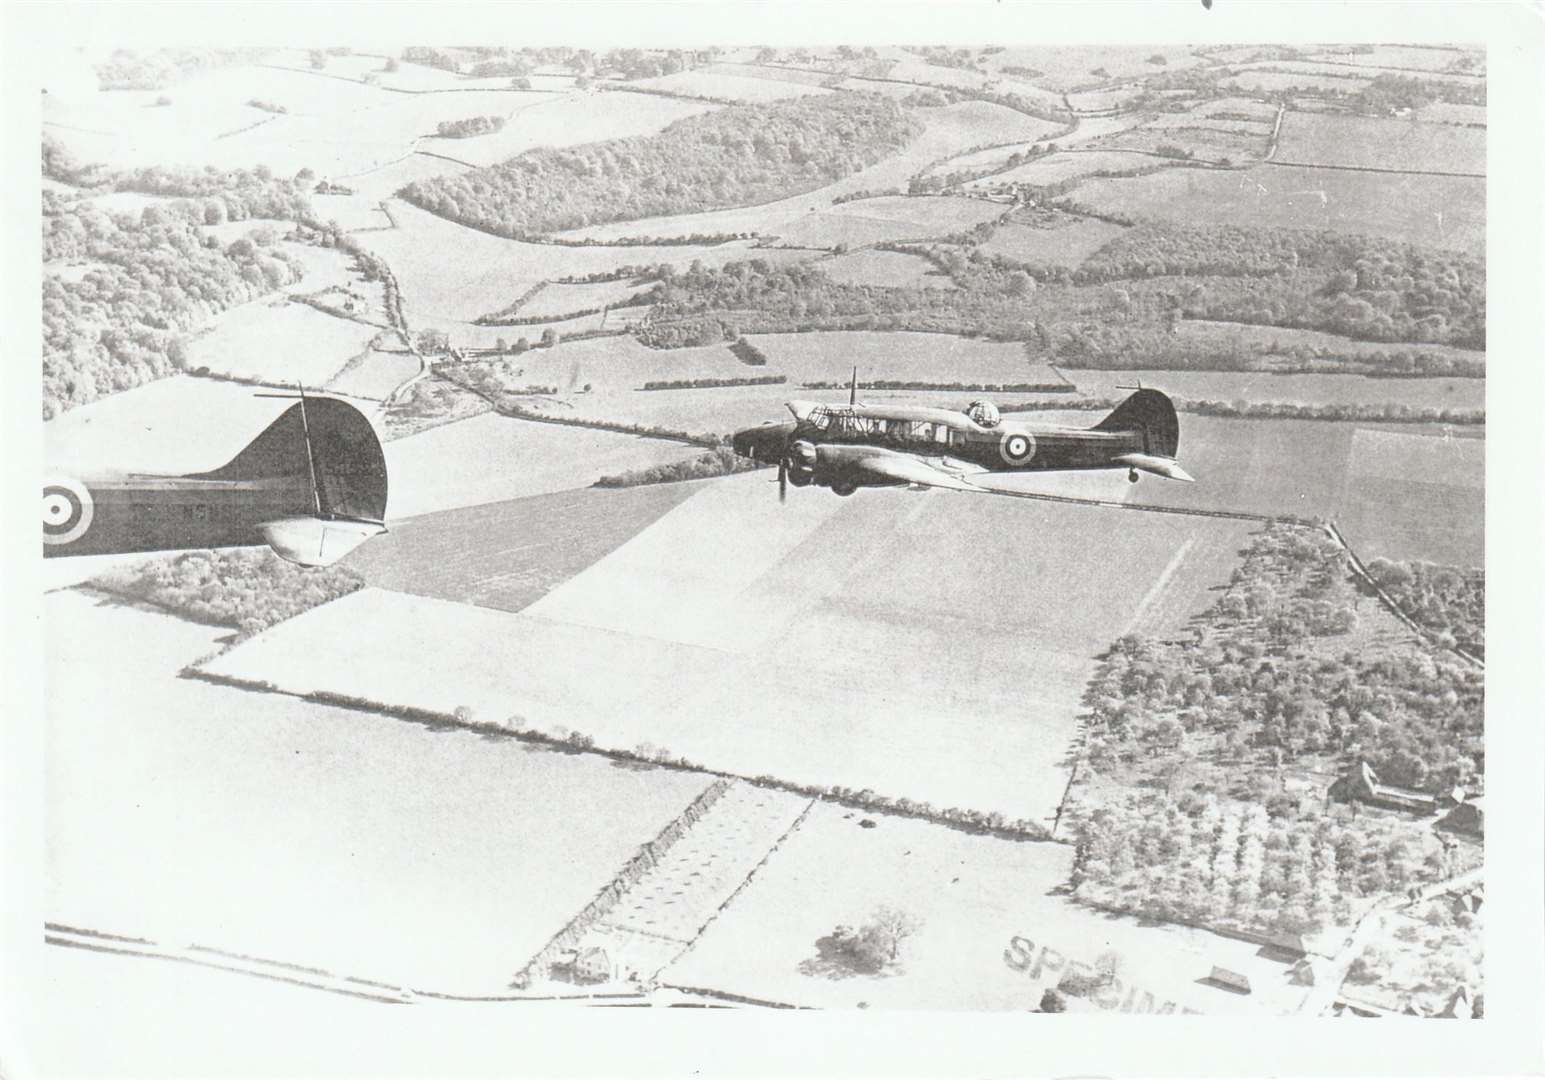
(777, 456), (788, 502)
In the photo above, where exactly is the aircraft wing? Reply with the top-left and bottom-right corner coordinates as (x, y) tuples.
(260, 517), (386, 567)
(852, 453), (987, 493)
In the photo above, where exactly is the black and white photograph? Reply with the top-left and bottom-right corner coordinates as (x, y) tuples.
(4, 2), (1543, 1077)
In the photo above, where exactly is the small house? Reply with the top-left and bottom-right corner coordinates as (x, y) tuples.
(1205, 966), (1251, 994)
(1328, 761), (1438, 815)
(572, 945), (615, 984)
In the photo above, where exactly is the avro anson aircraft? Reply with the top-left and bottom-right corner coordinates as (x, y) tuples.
(43, 395), (388, 567)
(731, 381), (1194, 499)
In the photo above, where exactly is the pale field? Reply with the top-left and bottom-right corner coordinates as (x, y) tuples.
(381, 409), (693, 518)
(980, 45), (1208, 90)
(333, 152), (472, 199)
(1414, 102), (1487, 127)
(965, 150), (1167, 189)
(1273, 112), (1485, 174)
(1228, 60), (1388, 84)
(182, 298), (380, 387)
(1301, 45), (1484, 77)
(1196, 97), (1279, 122)
(45, 589), (715, 993)
(205, 473), (1251, 824)
(1066, 87), (1144, 113)
(976, 219), (1129, 267)
(1168, 320), (1485, 370)
(355, 201), (810, 324)
(514, 278), (657, 319)
(922, 140), (1049, 178)
(629, 69), (832, 102)
(745, 330), (1061, 385)
(661, 801), (1314, 1013)
(485, 336), (751, 393)
(409, 92), (712, 168)
(775, 194), (1005, 247)
(325, 349), (422, 401)
(551, 102), (1060, 244)
(1067, 367), (1485, 409)
(1223, 71), (1374, 95)
(707, 62), (837, 88)
(1073, 165), (1485, 255)
(1104, 125), (1267, 163)
(1144, 113), (1272, 136)
(818, 249), (958, 289)
(1056, 115), (1147, 148)
(308, 193), (397, 231)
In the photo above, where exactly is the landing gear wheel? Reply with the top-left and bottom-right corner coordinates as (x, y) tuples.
(831, 480), (858, 497)
(1128, 469), (1140, 484)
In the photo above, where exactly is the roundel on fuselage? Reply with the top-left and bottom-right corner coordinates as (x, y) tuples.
(998, 430), (1036, 467)
(42, 476), (94, 545)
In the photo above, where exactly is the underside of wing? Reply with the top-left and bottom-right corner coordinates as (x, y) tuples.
(854, 454), (986, 493)
(260, 517), (386, 567)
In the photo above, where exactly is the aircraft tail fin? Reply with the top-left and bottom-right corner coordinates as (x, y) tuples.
(187, 398), (389, 525)
(1093, 389), (1179, 460)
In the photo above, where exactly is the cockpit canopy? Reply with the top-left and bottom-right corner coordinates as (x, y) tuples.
(965, 400), (1000, 428)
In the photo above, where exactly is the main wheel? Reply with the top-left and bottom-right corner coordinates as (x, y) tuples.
(1128, 469), (1140, 484)
(831, 480), (858, 497)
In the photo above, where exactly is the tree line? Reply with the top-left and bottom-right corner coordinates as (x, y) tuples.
(397, 93), (921, 238)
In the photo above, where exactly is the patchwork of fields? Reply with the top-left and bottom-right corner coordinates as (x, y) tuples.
(1273, 111), (1485, 174)
(202, 472), (1254, 825)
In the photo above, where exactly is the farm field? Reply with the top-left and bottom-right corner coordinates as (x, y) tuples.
(981, 45), (1207, 90)
(965, 150), (1167, 189)
(382, 409), (695, 518)
(551, 102), (1060, 244)
(818, 249), (958, 289)
(45, 588), (715, 993)
(1272, 112), (1485, 174)
(1415, 102), (1487, 127)
(1165, 319), (1485, 371)
(464, 336), (752, 394)
(1125, 415), (1483, 566)
(777, 195), (1005, 248)
(660, 801), (1312, 1013)
(355, 201), (807, 324)
(1073, 165), (1484, 254)
(203, 473), (1253, 825)
(346, 482), (704, 612)
(1302, 45), (1479, 74)
(515, 278), (657, 319)
(1104, 124), (1266, 163)
(745, 330), (1064, 385)
(324, 347), (421, 401)
(182, 298), (379, 387)
(630, 69), (832, 102)
(977, 218), (1130, 268)
(1223, 71), (1373, 95)
(1067, 367), (1485, 410)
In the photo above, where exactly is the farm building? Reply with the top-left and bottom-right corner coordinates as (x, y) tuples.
(1328, 761), (1449, 815)
(1435, 798), (1485, 838)
(552, 941), (619, 985)
(1205, 966), (1252, 994)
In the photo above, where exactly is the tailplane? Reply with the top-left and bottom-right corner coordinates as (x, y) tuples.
(1093, 389), (1180, 461)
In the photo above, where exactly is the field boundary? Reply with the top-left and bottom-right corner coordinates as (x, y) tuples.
(1263, 159), (1484, 180)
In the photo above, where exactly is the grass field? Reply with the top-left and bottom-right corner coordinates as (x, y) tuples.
(471, 336), (752, 394)
(660, 800), (1312, 1012)
(1273, 111), (1485, 174)
(514, 278), (657, 319)
(1223, 71), (1373, 96)
(46, 588), (715, 993)
(382, 409), (695, 518)
(1302, 45), (1479, 74)
(1068, 367), (1485, 410)
(325, 348), (421, 401)
(746, 330), (1061, 385)
(204, 472), (1251, 825)
(1167, 320), (1485, 371)
(182, 299), (379, 386)
(1073, 165), (1484, 254)
(966, 150), (1168, 189)
(1415, 102), (1487, 127)
(819, 249), (958, 289)
(977, 218), (1130, 267)
(981, 45), (1207, 90)
(630, 70), (833, 102)
(776, 195), (1005, 247)
(551, 102), (1059, 244)
(356, 201), (810, 324)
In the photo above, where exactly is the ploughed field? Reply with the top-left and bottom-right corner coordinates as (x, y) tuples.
(203, 470), (1255, 825)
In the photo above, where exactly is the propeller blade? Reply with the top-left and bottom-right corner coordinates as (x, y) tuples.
(778, 459), (788, 503)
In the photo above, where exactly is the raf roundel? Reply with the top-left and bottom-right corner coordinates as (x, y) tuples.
(42, 477), (94, 546)
(998, 430), (1036, 467)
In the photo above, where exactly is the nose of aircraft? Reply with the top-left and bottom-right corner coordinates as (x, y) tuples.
(731, 420), (795, 463)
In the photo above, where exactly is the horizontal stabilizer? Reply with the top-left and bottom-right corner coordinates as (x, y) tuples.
(1114, 453), (1196, 483)
(261, 517), (386, 568)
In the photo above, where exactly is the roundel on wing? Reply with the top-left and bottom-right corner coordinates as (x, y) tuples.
(42, 477), (94, 546)
(998, 430), (1036, 466)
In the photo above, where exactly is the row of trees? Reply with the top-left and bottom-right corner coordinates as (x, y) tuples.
(594, 446), (759, 488)
(399, 93), (920, 237)
(43, 190), (305, 417)
(92, 549), (364, 639)
(435, 115), (506, 139)
(1365, 557), (1485, 657)
(639, 375), (785, 390)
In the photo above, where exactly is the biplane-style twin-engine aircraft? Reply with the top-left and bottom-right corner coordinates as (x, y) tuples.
(43, 394), (388, 567)
(730, 377), (1194, 500)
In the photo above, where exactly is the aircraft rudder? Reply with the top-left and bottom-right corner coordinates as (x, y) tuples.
(1093, 388), (1179, 459)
